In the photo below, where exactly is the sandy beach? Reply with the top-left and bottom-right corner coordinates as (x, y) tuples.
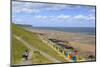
(25, 28), (96, 60)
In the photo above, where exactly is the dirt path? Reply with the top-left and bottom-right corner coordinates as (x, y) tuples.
(20, 51), (33, 65)
(13, 35), (61, 65)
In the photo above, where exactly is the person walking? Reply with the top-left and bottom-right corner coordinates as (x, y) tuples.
(22, 50), (29, 61)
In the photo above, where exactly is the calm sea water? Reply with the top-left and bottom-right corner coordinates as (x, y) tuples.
(31, 27), (96, 35)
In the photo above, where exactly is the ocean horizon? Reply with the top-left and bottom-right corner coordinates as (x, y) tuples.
(30, 27), (96, 35)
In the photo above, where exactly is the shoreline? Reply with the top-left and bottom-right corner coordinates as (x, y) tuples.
(29, 27), (95, 36)
(24, 27), (96, 59)
(25, 27), (95, 36)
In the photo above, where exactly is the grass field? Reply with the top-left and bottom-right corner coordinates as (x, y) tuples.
(12, 24), (66, 65)
(32, 51), (52, 64)
(11, 36), (30, 64)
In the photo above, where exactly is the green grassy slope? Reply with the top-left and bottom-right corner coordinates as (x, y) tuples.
(32, 51), (52, 64)
(11, 36), (30, 64)
(12, 24), (66, 64)
(12, 24), (52, 64)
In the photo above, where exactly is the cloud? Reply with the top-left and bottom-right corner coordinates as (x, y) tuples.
(35, 15), (47, 19)
(12, 1), (96, 13)
(15, 7), (39, 14)
(72, 14), (95, 22)
(12, 1), (42, 14)
(57, 15), (71, 19)
(34, 14), (94, 23)
(44, 4), (70, 11)
(12, 1), (95, 27)
(13, 14), (95, 24)
(73, 15), (86, 19)
(32, 14), (71, 23)
(34, 14), (71, 19)
(12, 1), (84, 14)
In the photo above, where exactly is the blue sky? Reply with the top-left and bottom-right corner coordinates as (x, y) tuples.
(12, 1), (96, 27)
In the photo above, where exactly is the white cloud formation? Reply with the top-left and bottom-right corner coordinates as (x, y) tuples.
(12, 1), (42, 14)
(12, 1), (95, 25)
(31, 14), (95, 23)
(12, 1), (84, 14)
(57, 15), (71, 19)
(72, 14), (95, 22)
(74, 15), (85, 19)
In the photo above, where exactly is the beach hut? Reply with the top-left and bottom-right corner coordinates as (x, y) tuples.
(72, 56), (77, 62)
(66, 51), (73, 60)
(71, 50), (81, 62)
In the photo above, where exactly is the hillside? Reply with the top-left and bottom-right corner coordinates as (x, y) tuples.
(11, 24), (67, 65)
(16, 24), (33, 28)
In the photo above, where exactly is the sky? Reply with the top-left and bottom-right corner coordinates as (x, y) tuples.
(12, 1), (96, 27)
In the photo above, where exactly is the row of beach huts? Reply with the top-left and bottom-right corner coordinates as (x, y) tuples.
(38, 32), (95, 62)
(38, 33), (82, 62)
(48, 38), (81, 62)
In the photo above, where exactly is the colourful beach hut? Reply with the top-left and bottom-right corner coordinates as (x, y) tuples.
(66, 51), (73, 60)
(72, 50), (80, 62)
(72, 56), (77, 62)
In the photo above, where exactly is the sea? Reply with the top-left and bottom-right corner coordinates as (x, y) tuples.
(29, 27), (96, 35)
